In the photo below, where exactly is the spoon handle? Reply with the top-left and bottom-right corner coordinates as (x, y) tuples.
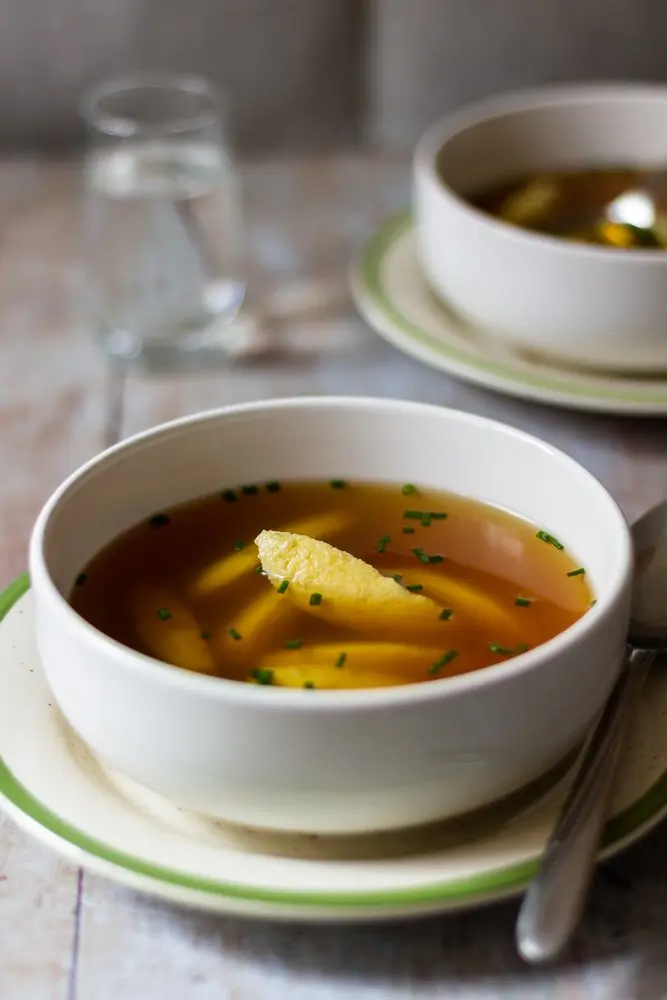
(515, 645), (656, 964)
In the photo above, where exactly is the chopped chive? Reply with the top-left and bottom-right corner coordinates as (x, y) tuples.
(221, 489), (238, 503)
(330, 479), (348, 489)
(254, 563), (264, 574)
(402, 526), (416, 535)
(392, 573), (403, 583)
(489, 642), (529, 656)
(149, 513), (170, 527)
(241, 485), (259, 496)
(277, 579), (290, 594)
(412, 547), (443, 565)
(590, 599), (597, 607)
(251, 668), (274, 686)
(75, 572), (87, 586)
(156, 607), (172, 621)
(265, 481), (281, 493)
(227, 627), (242, 641)
(515, 596), (532, 607)
(403, 509), (426, 520)
(233, 539), (246, 552)
(309, 592), (323, 606)
(335, 652), (347, 668)
(200, 631), (212, 640)
(402, 483), (417, 495)
(439, 608), (453, 620)
(421, 516), (432, 527)
(567, 567), (586, 577)
(285, 639), (302, 650)
(428, 650), (459, 675)
(406, 583), (424, 592)
(428, 512), (448, 521)
(376, 534), (391, 554)
(536, 530), (564, 550)
(304, 681), (316, 689)
(412, 547), (431, 564)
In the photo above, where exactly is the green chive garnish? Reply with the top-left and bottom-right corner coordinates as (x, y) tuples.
(406, 583), (424, 592)
(376, 534), (391, 553)
(222, 489), (237, 503)
(567, 567), (586, 577)
(402, 483), (417, 495)
(75, 572), (87, 586)
(489, 643), (529, 656)
(421, 516), (432, 527)
(304, 681), (316, 689)
(392, 573), (403, 583)
(156, 608), (172, 621)
(228, 627), (242, 641)
(241, 485), (259, 496)
(233, 539), (245, 552)
(402, 526), (416, 535)
(265, 481), (281, 493)
(412, 548), (443, 565)
(439, 608), (453, 620)
(428, 650), (459, 675)
(515, 596), (532, 607)
(591, 599), (597, 607)
(330, 480), (348, 489)
(254, 563), (264, 574)
(277, 579), (290, 594)
(251, 668), (274, 686)
(149, 513), (169, 527)
(309, 592), (323, 606)
(285, 639), (302, 650)
(536, 530), (564, 550)
(200, 631), (211, 640)
(335, 652), (347, 668)
(429, 512), (447, 520)
(404, 509), (425, 520)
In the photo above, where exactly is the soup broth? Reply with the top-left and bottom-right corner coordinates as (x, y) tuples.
(70, 480), (593, 689)
(467, 167), (666, 249)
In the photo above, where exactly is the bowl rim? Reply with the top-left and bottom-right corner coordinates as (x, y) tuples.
(414, 81), (667, 265)
(29, 395), (633, 711)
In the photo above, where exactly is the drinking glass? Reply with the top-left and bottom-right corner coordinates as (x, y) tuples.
(80, 74), (245, 368)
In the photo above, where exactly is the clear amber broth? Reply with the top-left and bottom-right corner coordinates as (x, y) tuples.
(70, 480), (593, 689)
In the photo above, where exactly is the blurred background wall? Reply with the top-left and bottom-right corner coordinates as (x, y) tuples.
(3, 0), (667, 152)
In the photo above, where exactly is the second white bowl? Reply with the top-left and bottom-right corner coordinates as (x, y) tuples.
(414, 84), (667, 373)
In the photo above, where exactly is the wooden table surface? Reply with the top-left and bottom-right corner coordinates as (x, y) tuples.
(2, 154), (667, 1000)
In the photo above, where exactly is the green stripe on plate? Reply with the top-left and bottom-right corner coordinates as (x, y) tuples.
(361, 213), (667, 405)
(0, 574), (665, 909)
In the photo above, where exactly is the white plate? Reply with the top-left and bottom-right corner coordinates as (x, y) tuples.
(2, 577), (667, 923)
(351, 214), (667, 415)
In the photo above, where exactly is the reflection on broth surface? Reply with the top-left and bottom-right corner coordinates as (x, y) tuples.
(70, 480), (593, 689)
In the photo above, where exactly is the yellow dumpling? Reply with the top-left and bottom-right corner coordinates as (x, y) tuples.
(255, 530), (443, 633)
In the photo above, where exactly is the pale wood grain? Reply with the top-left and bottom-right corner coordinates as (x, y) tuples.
(3, 154), (667, 999)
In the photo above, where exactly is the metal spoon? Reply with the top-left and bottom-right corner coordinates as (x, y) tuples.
(600, 173), (667, 248)
(516, 500), (667, 963)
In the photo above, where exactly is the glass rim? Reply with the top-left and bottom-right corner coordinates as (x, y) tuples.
(79, 72), (228, 138)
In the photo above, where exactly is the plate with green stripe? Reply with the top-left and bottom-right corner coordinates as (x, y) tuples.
(351, 213), (667, 416)
(2, 577), (667, 922)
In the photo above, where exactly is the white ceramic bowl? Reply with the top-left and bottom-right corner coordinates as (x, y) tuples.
(414, 84), (667, 373)
(29, 397), (632, 835)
